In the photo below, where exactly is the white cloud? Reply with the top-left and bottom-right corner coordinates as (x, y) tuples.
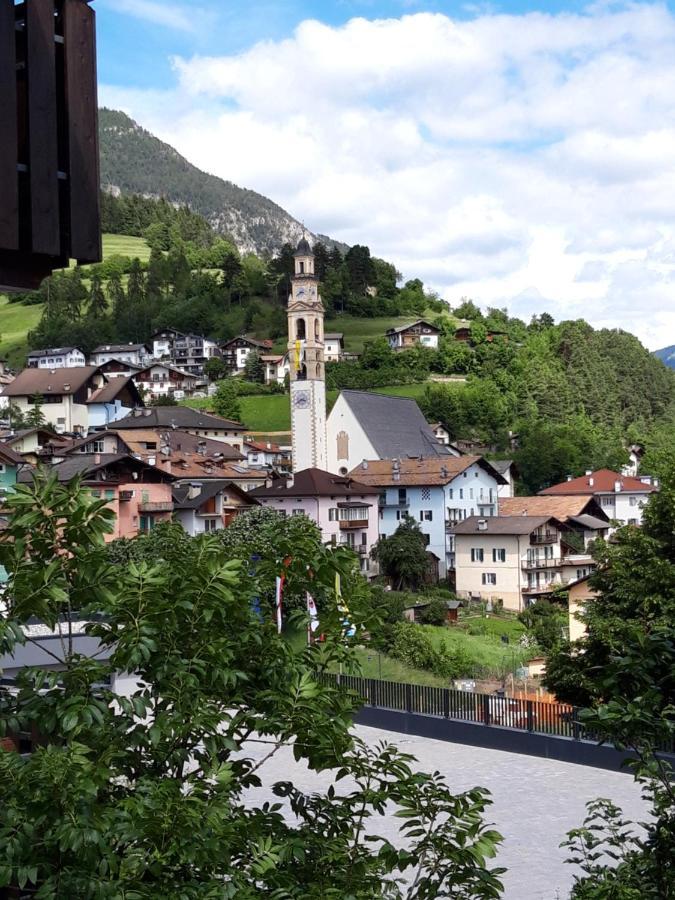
(100, 0), (198, 33)
(99, 4), (675, 348)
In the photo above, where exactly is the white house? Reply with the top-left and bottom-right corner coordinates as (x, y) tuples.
(171, 334), (222, 376)
(539, 469), (659, 528)
(490, 460), (518, 498)
(172, 479), (258, 535)
(350, 455), (505, 579)
(151, 328), (184, 361)
(244, 440), (285, 469)
(220, 336), (273, 373)
(324, 333), (345, 362)
(133, 363), (199, 401)
(2, 366), (107, 434)
(327, 390), (458, 476)
(261, 353), (290, 386)
(89, 344), (150, 368)
(386, 320), (440, 352)
(27, 347), (86, 369)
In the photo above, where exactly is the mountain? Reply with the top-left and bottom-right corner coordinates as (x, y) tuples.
(98, 108), (341, 256)
(654, 345), (675, 369)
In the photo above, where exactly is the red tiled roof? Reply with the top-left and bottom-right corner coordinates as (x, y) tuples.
(539, 469), (658, 496)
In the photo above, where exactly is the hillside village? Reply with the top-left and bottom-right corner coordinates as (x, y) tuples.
(0, 238), (663, 651)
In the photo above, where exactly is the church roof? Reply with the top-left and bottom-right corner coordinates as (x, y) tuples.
(336, 390), (456, 460)
(294, 237), (312, 256)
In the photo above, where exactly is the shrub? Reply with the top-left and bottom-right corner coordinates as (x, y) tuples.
(419, 597), (450, 627)
(390, 623), (469, 679)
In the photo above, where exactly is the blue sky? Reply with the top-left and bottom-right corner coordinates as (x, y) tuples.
(97, 1), (675, 348)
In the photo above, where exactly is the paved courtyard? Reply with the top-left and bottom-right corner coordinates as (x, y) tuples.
(245, 724), (648, 899)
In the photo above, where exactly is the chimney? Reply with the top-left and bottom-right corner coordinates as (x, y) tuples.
(188, 482), (202, 500)
(566, 475), (573, 482)
(361, 459), (368, 470)
(589, 477), (594, 487)
(133, 408), (143, 417)
(477, 519), (488, 531)
(585, 470), (592, 476)
(265, 476), (273, 488)
(148, 455), (156, 466)
(614, 480), (621, 493)
(286, 473), (295, 489)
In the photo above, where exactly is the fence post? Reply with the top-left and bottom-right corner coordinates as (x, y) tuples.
(526, 700), (534, 733)
(482, 693), (491, 726)
(370, 678), (378, 708)
(572, 708), (581, 741)
(405, 682), (413, 713)
(443, 689), (450, 719)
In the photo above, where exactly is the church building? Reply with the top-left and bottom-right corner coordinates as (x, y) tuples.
(288, 238), (328, 472)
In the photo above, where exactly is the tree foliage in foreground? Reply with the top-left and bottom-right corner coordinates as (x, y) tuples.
(546, 469), (675, 898)
(0, 475), (504, 898)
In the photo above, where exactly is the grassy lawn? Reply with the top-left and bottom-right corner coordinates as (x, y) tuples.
(325, 309), (455, 355)
(183, 383), (431, 432)
(0, 298), (44, 366)
(101, 233), (150, 262)
(423, 619), (530, 678)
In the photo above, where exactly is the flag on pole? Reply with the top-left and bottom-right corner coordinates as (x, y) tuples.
(275, 575), (285, 634)
(294, 339), (302, 371)
(306, 592), (319, 633)
(335, 572), (356, 638)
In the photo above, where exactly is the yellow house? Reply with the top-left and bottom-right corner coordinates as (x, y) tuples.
(453, 515), (596, 612)
(567, 574), (598, 643)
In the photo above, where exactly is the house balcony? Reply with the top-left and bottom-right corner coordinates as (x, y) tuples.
(339, 519), (368, 530)
(380, 500), (410, 509)
(531, 532), (557, 545)
(138, 501), (173, 513)
(522, 557), (563, 570)
(119, 490), (134, 501)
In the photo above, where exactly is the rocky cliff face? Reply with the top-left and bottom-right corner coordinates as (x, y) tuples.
(99, 108), (339, 255)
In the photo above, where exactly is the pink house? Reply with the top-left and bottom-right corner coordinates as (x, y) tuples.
(20, 454), (175, 540)
(249, 468), (380, 578)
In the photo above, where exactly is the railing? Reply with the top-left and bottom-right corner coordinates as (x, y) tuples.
(321, 672), (592, 741)
(138, 501), (173, 513)
(339, 519), (368, 530)
(522, 557), (562, 570)
(531, 532), (557, 545)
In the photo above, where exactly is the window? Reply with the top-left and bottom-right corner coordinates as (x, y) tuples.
(105, 489), (115, 501)
(292, 509), (304, 516)
(469, 488), (474, 499)
(419, 510), (433, 522)
(601, 496), (614, 507)
(141, 490), (150, 504)
(398, 488), (407, 504)
(328, 508), (338, 521)
(459, 488), (464, 500)
(204, 518), (219, 532)
(492, 548), (506, 563)
(471, 548), (484, 562)
(482, 573), (497, 586)
(448, 488), (453, 499)
(629, 496), (638, 507)
(421, 487), (431, 501)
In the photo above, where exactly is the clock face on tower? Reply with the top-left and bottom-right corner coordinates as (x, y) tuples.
(293, 390), (310, 409)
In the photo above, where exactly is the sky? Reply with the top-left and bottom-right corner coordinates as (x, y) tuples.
(96, 0), (675, 349)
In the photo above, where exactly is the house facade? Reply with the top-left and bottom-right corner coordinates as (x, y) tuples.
(133, 364), (199, 401)
(86, 377), (143, 429)
(1, 366), (107, 434)
(250, 468), (380, 577)
(172, 334), (221, 376)
(151, 328), (184, 361)
(261, 353), (290, 386)
(172, 480), (259, 536)
(350, 456), (504, 579)
(539, 469), (659, 528)
(453, 516), (596, 612)
(245, 440), (285, 469)
(27, 347), (86, 369)
(89, 344), (150, 368)
(567, 575), (597, 643)
(324, 333), (345, 362)
(220, 336), (272, 373)
(113, 407), (246, 452)
(386, 320), (440, 351)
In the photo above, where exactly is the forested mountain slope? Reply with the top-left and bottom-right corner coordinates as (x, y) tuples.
(99, 108), (341, 256)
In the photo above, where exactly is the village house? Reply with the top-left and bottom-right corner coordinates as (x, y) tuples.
(430, 422), (452, 446)
(26, 347), (86, 369)
(95, 358), (143, 379)
(386, 320), (440, 352)
(324, 333), (345, 362)
(0, 441), (25, 495)
(89, 343), (151, 369)
(112, 407), (246, 451)
(567, 574), (598, 643)
(538, 469), (659, 528)
(454, 322), (509, 343)
(113, 428), (243, 465)
(66, 430), (133, 457)
(86, 376), (143, 429)
(453, 515), (596, 612)
(172, 480), (259, 536)
(0, 427), (71, 465)
(260, 352), (290, 386)
(244, 440), (285, 469)
(327, 391), (458, 476)
(1, 366), (108, 434)
(220, 335), (273, 373)
(250, 468), (381, 577)
(18, 454), (175, 540)
(133, 363), (199, 401)
(172, 334), (222, 376)
(498, 495), (610, 549)
(350, 456), (505, 579)
(490, 460), (518, 498)
(151, 328), (184, 361)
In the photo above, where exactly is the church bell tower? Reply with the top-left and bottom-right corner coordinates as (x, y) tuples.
(288, 237), (327, 472)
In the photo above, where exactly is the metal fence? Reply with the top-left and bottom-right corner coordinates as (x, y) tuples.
(322, 673), (596, 742)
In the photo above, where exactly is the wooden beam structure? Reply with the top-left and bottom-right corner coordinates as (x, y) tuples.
(0, 0), (100, 291)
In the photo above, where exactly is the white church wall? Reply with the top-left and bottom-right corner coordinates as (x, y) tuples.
(326, 393), (378, 475)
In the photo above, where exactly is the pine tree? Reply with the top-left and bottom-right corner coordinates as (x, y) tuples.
(87, 275), (107, 318)
(243, 350), (265, 384)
